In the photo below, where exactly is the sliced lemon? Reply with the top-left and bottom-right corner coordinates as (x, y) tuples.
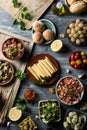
(50, 40), (63, 52)
(8, 107), (22, 121)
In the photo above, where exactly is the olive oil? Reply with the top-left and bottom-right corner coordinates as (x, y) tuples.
(51, 2), (68, 16)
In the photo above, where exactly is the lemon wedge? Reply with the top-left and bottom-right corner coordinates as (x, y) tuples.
(8, 107), (22, 121)
(50, 40), (63, 52)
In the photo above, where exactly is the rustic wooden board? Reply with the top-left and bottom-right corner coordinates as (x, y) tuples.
(0, 0), (54, 29)
(0, 29), (34, 124)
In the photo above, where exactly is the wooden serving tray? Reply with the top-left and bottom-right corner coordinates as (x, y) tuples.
(0, 29), (34, 124)
(0, 0), (54, 29)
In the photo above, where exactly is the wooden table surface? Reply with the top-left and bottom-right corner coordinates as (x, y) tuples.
(0, 0), (87, 130)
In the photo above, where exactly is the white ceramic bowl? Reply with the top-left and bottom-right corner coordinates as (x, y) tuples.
(56, 76), (84, 105)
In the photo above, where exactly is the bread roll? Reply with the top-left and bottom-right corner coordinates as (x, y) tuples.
(33, 21), (45, 32)
(43, 29), (54, 41)
(33, 32), (44, 44)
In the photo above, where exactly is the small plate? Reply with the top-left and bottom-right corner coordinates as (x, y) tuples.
(32, 19), (56, 45)
(26, 54), (60, 86)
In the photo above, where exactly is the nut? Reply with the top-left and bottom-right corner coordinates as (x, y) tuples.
(69, 1), (87, 13)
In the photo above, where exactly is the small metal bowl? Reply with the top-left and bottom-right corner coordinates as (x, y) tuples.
(38, 99), (61, 124)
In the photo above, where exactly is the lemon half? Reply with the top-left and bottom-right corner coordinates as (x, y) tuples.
(51, 40), (63, 52)
(8, 107), (22, 121)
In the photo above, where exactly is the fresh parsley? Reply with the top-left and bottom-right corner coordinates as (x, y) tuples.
(15, 97), (28, 111)
(15, 70), (27, 80)
(12, 1), (31, 30)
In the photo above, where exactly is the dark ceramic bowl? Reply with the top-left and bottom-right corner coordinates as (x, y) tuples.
(2, 37), (24, 60)
(69, 51), (87, 69)
(66, 19), (87, 46)
(0, 60), (15, 86)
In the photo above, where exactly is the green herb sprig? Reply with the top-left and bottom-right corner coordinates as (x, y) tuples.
(66, 88), (75, 96)
(12, 0), (31, 30)
(12, 0), (20, 8)
(15, 97), (28, 111)
(9, 47), (17, 56)
(15, 70), (27, 80)
(34, 76), (47, 85)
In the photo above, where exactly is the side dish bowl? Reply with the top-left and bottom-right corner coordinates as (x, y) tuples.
(66, 19), (87, 46)
(69, 51), (87, 69)
(0, 60), (15, 86)
(2, 37), (24, 60)
(32, 19), (56, 45)
(38, 99), (61, 124)
(63, 109), (86, 130)
(56, 76), (84, 105)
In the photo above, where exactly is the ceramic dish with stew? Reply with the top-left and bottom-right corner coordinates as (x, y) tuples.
(56, 76), (84, 105)
(32, 19), (56, 45)
(0, 60), (15, 86)
(66, 19), (87, 46)
(38, 100), (61, 124)
(2, 38), (24, 60)
(63, 109), (86, 130)
(69, 51), (87, 69)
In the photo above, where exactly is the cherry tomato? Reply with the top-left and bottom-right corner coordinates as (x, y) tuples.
(76, 59), (82, 65)
(70, 54), (75, 61)
(74, 64), (81, 69)
(74, 52), (81, 60)
(82, 55), (86, 59)
(70, 61), (76, 66)
(81, 51), (86, 56)
(83, 59), (87, 64)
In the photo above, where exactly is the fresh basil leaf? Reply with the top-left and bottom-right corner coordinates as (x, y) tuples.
(12, 0), (20, 8)
(19, 20), (25, 30)
(12, 19), (17, 24)
(24, 13), (31, 20)
(22, 7), (28, 12)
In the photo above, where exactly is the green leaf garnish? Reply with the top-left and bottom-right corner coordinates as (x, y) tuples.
(34, 76), (47, 85)
(15, 97), (28, 111)
(12, 0), (20, 8)
(66, 88), (75, 96)
(12, 2), (31, 30)
(9, 47), (17, 56)
(15, 70), (27, 80)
